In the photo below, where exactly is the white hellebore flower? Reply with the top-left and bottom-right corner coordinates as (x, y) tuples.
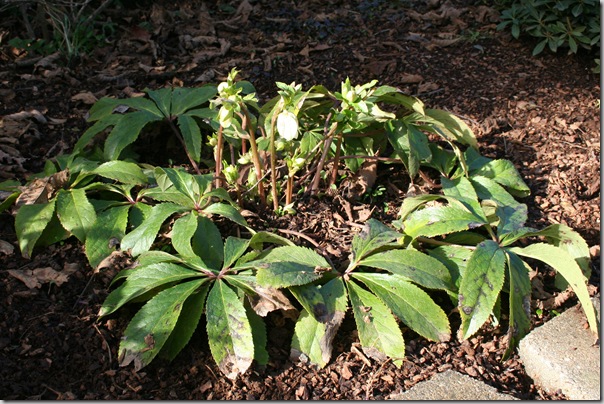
(276, 110), (299, 141)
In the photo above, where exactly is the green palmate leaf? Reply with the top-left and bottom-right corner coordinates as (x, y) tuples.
(402, 205), (486, 239)
(458, 240), (506, 340)
(0, 191), (19, 214)
(504, 251), (531, 358)
(146, 87), (172, 118)
(386, 119), (431, 178)
(223, 237), (251, 270)
(398, 194), (445, 221)
(253, 246), (329, 288)
(87, 96), (162, 122)
(171, 213), (198, 258)
(472, 159), (530, 197)
(92, 160), (148, 185)
(202, 202), (248, 227)
(171, 86), (217, 115)
(353, 273), (450, 342)
(290, 278), (348, 367)
(347, 281), (405, 367)
(351, 218), (402, 261)
(15, 200), (57, 259)
(441, 175), (487, 222)
(470, 175), (520, 208)
(358, 249), (454, 292)
(121, 203), (185, 257)
(162, 168), (201, 204)
(118, 278), (206, 371)
(104, 110), (160, 160)
(424, 109), (477, 148)
(85, 204), (130, 269)
(160, 283), (210, 361)
(191, 216), (224, 269)
(141, 186), (194, 208)
(248, 231), (294, 250)
(206, 280), (255, 379)
(177, 114), (202, 163)
(137, 250), (184, 266)
(73, 114), (123, 154)
(99, 262), (203, 317)
(56, 188), (97, 242)
(427, 245), (473, 289)
(509, 243), (598, 334)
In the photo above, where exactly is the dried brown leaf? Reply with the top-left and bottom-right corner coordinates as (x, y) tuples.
(8, 267), (72, 289)
(248, 285), (298, 317)
(71, 92), (98, 105)
(0, 240), (15, 255)
(16, 169), (69, 206)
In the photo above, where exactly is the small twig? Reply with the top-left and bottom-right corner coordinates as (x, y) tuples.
(93, 323), (112, 365)
(364, 357), (393, 400)
(73, 272), (95, 309)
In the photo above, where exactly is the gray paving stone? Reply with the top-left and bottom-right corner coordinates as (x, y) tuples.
(389, 370), (518, 400)
(518, 297), (601, 400)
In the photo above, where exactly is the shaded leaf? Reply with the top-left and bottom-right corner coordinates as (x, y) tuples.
(177, 115), (202, 163)
(85, 204), (130, 269)
(15, 200), (57, 258)
(104, 110), (160, 160)
(171, 213), (198, 258)
(56, 188), (97, 243)
(425, 109), (477, 148)
(121, 203), (185, 257)
(118, 279), (206, 370)
(191, 216), (224, 269)
(503, 251), (531, 358)
(99, 262), (203, 317)
(171, 86), (217, 115)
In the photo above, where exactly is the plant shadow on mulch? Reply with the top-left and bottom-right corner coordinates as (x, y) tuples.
(0, 0), (599, 399)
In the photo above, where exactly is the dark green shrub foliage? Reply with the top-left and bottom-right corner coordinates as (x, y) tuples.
(497, 0), (600, 55)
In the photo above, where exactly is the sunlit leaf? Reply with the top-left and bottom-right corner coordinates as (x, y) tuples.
(206, 280), (255, 379)
(92, 160), (148, 185)
(85, 204), (130, 269)
(15, 200), (57, 258)
(458, 240), (506, 340)
(403, 205), (486, 239)
(503, 251), (531, 359)
(351, 218), (401, 262)
(56, 188), (97, 243)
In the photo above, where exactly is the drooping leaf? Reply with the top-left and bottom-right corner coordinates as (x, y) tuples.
(99, 262), (203, 317)
(424, 109), (477, 148)
(472, 159), (530, 197)
(205, 280), (255, 379)
(402, 205), (486, 239)
(248, 231), (294, 250)
(118, 278), (206, 371)
(177, 115), (202, 163)
(121, 203), (185, 257)
(353, 273), (450, 342)
(503, 251), (532, 359)
(56, 188), (97, 243)
(104, 110), (160, 160)
(85, 204), (130, 269)
(351, 218), (402, 262)
(290, 278), (347, 367)
(160, 283), (210, 361)
(15, 200), (57, 259)
(347, 280), (405, 367)
(252, 246), (329, 288)
(245, 302), (269, 365)
(358, 249), (454, 292)
(73, 114), (122, 155)
(92, 160), (148, 185)
(458, 240), (506, 340)
(509, 243), (598, 334)
(386, 119), (431, 178)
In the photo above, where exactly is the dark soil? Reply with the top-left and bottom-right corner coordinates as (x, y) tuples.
(0, 0), (600, 400)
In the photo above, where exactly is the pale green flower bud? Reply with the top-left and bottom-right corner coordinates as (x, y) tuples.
(223, 164), (238, 185)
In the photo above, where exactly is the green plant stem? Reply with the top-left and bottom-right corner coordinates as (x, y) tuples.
(309, 114), (337, 195)
(269, 110), (279, 211)
(240, 108), (266, 205)
(285, 175), (294, 206)
(328, 132), (344, 189)
(167, 118), (202, 175)
(214, 125), (224, 189)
